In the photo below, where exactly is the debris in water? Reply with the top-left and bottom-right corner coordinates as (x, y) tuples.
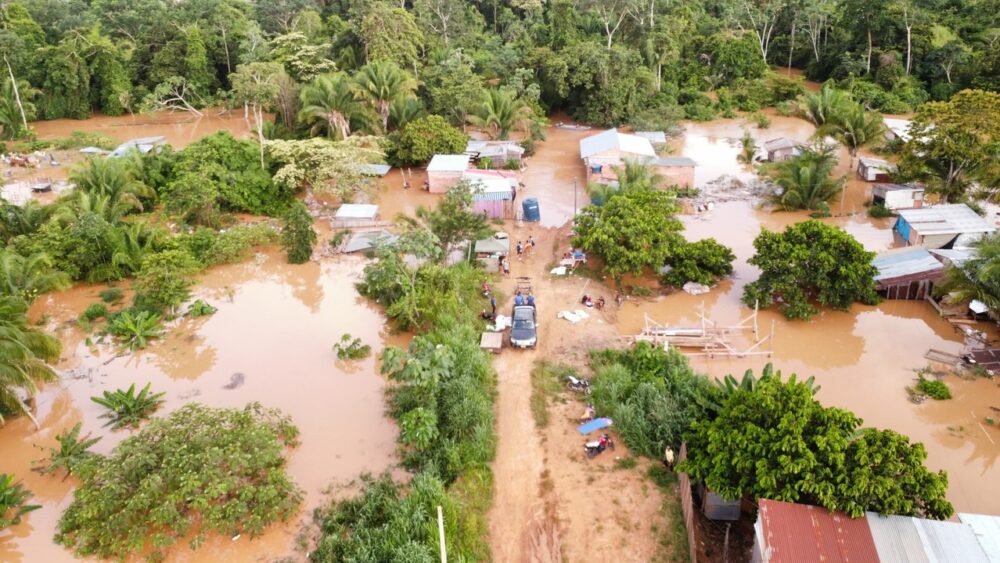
(178, 388), (201, 400)
(682, 282), (711, 295)
(223, 373), (246, 389)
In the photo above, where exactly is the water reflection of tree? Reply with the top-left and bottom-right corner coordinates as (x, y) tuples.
(142, 318), (219, 381)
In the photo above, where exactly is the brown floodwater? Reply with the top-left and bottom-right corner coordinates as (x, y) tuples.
(0, 252), (400, 561)
(30, 109), (257, 149)
(616, 199), (1000, 515)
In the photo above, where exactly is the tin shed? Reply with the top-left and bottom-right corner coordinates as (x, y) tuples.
(857, 157), (892, 182)
(580, 128), (656, 183)
(426, 154), (470, 193)
(872, 247), (944, 299)
(654, 156), (696, 188)
(872, 183), (924, 210)
(893, 204), (996, 248)
(763, 137), (802, 162)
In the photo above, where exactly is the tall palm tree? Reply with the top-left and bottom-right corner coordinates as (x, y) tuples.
(354, 61), (417, 132)
(53, 192), (136, 226)
(821, 104), (885, 170)
(796, 83), (852, 128)
(766, 146), (845, 211)
(737, 130), (757, 164)
(468, 89), (534, 140)
(68, 157), (151, 213)
(615, 160), (664, 192)
(937, 233), (1000, 313)
(0, 200), (52, 242)
(298, 73), (366, 140)
(0, 251), (70, 304)
(0, 296), (60, 428)
(388, 98), (425, 130)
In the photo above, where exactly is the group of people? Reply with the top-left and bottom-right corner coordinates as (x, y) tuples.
(580, 294), (605, 309)
(514, 290), (535, 306)
(515, 236), (536, 260)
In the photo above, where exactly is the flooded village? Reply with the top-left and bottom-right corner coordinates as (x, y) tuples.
(1, 102), (999, 562)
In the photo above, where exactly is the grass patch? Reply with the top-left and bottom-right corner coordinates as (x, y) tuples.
(647, 465), (690, 563)
(530, 362), (575, 428)
(448, 465), (494, 561)
(615, 457), (638, 470)
(916, 376), (951, 400)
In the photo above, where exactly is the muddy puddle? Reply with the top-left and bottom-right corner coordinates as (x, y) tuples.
(616, 200), (1000, 515)
(0, 252), (400, 562)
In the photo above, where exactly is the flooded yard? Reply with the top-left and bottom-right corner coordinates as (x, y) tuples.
(0, 252), (400, 562)
(30, 109), (257, 149)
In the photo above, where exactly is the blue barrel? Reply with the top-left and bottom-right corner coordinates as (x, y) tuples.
(522, 198), (540, 222)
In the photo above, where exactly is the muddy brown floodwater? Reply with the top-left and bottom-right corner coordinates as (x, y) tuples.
(0, 252), (400, 562)
(30, 109), (257, 149)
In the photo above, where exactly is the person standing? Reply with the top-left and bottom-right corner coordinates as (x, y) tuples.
(527, 235), (535, 257)
(490, 294), (497, 316)
(516, 241), (523, 260)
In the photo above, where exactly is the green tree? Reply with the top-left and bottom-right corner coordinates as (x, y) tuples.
(354, 60), (417, 132)
(281, 201), (316, 264)
(936, 232), (1000, 314)
(796, 83), (851, 127)
(743, 220), (879, 319)
(421, 50), (484, 127)
(0, 296), (60, 428)
(229, 62), (286, 167)
(661, 239), (735, 287)
(298, 72), (367, 140)
(0, 250), (70, 304)
(412, 179), (491, 255)
(682, 366), (953, 519)
(573, 189), (683, 282)
(359, 4), (423, 70)
(615, 160), (663, 192)
(388, 114), (467, 166)
(897, 89), (1000, 202)
(266, 136), (386, 201)
(468, 89), (533, 140)
(133, 249), (201, 314)
(269, 31), (337, 83)
(55, 403), (303, 561)
(764, 145), (845, 210)
(821, 103), (885, 169)
(68, 157), (151, 214)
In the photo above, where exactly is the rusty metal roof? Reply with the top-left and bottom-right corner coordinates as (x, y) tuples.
(757, 499), (880, 563)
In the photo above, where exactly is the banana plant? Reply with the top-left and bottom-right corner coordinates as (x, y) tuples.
(0, 474), (39, 529)
(91, 383), (165, 429)
(33, 423), (101, 479)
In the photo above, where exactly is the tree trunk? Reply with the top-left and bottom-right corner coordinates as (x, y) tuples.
(905, 25), (912, 75)
(255, 105), (265, 169)
(4, 57), (28, 135)
(866, 29), (873, 74)
(787, 18), (797, 71)
(656, 62), (662, 92)
(221, 27), (232, 76)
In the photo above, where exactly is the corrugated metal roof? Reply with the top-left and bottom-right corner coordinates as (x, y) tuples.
(872, 248), (944, 282)
(763, 137), (799, 151)
(960, 513), (1000, 562)
(475, 237), (510, 254)
(859, 157), (890, 168)
(356, 163), (391, 176)
(929, 248), (974, 266)
(635, 131), (667, 143)
(334, 203), (378, 219)
(873, 183), (922, 194)
(579, 128), (656, 159)
(915, 517), (991, 563)
(757, 499), (880, 563)
(885, 118), (913, 141)
(897, 204), (996, 236)
(655, 156), (697, 167)
(343, 229), (398, 253)
(867, 514), (932, 563)
(427, 154), (470, 172)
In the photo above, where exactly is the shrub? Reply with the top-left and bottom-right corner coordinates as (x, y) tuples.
(186, 299), (217, 317)
(749, 111), (771, 129)
(387, 115), (467, 166)
(916, 376), (951, 400)
(0, 474), (39, 529)
(107, 309), (164, 350)
(132, 249), (201, 314)
(91, 383), (165, 429)
(661, 239), (736, 287)
(79, 303), (108, 322)
(868, 204), (894, 218)
(98, 287), (123, 303)
(33, 423), (100, 478)
(200, 224), (278, 266)
(55, 403), (302, 561)
(280, 201), (316, 264)
(333, 334), (371, 360)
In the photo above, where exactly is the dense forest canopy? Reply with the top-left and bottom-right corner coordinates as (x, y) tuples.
(0, 0), (996, 131)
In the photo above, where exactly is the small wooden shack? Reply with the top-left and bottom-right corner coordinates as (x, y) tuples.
(762, 137), (802, 162)
(580, 128), (656, 183)
(893, 204), (996, 248)
(465, 140), (524, 167)
(465, 172), (514, 219)
(872, 183), (924, 210)
(856, 157), (892, 182)
(426, 154), (470, 193)
(872, 247), (944, 299)
(654, 156), (696, 188)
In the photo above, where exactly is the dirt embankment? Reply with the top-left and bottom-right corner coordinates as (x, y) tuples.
(487, 225), (676, 562)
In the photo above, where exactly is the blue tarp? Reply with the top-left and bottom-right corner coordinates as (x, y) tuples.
(577, 417), (613, 435)
(894, 216), (911, 241)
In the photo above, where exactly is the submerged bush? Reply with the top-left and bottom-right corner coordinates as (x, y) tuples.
(107, 309), (164, 350)
(0, 474), (39, 529)
(55, 403), (302, 561)
(79, 303), (108, 323)
(186, 299), (217, 317)
(91, 383), (165, 429)
(333, 334), (371, 360)
(916, 376), (951, 400)
(33, 423), (100, 478)
(98, 287), (123, 303)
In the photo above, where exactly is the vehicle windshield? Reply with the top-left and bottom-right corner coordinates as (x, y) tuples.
(513, 318), (534, 330)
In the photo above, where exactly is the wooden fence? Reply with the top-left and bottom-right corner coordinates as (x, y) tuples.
(678, 443), (698, 563)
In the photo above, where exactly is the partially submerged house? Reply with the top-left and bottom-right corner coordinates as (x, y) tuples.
(342, 229), (398, 253)
(333, 203), (379, 226)
(872, 183), (924, 210)
(465, 140), (525, 167)
(872, 247), (944, 300)
(857, 157), (892, 182)
(426, 154), (470, 193)
(579, 128), (656, 183)
(762, 137), (802, 162)
(464, 172), (514, 219)
(654, 156), (696, 188)
(109, 136), (167, 158)
(752, 499), (993, 563)
(893, 204), (996, 248)
(883, 118), (913, 143)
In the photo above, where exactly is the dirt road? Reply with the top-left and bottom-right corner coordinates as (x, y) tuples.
(487, 226), (672, 562)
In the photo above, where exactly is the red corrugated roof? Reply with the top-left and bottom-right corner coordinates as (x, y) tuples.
(758, 499), (880, 563)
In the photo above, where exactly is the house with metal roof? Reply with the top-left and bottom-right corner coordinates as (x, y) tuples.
(872, 183), (924, 210)
(465, 140), (525, 167)
(464, 172), (514, 219)
(654, 156), (697, 188)
(635, 131), (667, 144)
(959, 513), (1000, 562)
(579, 128), (657, 183)
(857, 157), (893, 182)
(753, 499), (993, 563)
(426, 154), (470, 193)
(884, 118), (913, 143)
(893, 204), (996, 248)
(763, 137), (803, 162)
(108, 136), (167, 158)
(872, 247), (944, 300)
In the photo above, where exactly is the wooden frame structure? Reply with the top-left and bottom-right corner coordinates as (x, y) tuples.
(633, 303), (775, 359)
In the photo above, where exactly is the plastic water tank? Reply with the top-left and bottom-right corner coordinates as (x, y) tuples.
(522, 198), (540, 222)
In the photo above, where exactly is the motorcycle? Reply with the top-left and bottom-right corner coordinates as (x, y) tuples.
(567, 375), (591, 394)
(584, 433), (615, 458)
